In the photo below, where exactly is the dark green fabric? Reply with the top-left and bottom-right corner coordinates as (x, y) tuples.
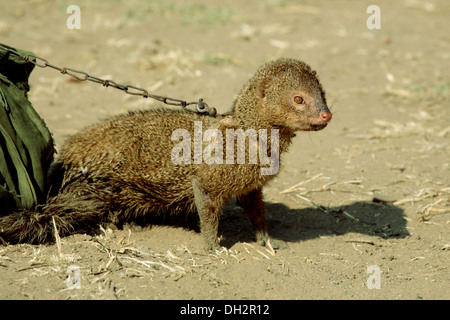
(0, 44), (55, 213)
(0, 43), (35, 95)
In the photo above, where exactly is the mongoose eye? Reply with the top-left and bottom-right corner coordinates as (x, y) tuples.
(294, 96), (305, 104)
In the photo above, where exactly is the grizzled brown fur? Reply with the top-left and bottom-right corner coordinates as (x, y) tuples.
(0, 58), (332, 250)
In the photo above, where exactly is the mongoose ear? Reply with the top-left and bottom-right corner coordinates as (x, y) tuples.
(257, 76), (280, 99)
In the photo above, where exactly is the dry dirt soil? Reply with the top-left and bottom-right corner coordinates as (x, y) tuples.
(0, 0), (449, 301)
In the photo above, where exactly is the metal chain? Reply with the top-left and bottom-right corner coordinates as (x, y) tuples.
(0, 44), (217, 116)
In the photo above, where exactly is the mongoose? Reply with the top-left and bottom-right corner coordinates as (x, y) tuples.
(0, 58), (332, 250)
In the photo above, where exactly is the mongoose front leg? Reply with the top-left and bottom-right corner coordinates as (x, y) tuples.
(192, 179), (223, 251)
(237, 188), (288, 250)
(237, 188), (270, 247)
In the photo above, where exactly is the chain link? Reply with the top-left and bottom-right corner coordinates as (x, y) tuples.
(0, 44), (217, 116)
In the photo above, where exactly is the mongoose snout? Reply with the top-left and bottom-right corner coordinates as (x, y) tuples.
(309, 110), (332, 131)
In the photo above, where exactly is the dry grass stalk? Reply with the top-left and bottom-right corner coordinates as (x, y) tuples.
(341, 210), (360, 223)
(242, 242), (272, 260)
(351, 243), (362, 254)
(345, 240), (375, 246)
(52, 216), (62, 258)
(394, 187), (448, 207)
(295, 194), (360, 222)
(265, 239), (276, 256)
(418, 198), (449, 222)
(120, 256), (178, 273)
(280, 173), (323, 194)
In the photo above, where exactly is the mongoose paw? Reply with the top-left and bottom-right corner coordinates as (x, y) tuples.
(204, 241), (222, 252)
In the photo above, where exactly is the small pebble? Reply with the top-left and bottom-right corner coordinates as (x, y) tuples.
(373, 192), (396, 204)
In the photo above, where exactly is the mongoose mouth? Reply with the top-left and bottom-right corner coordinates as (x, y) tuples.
(310, 123), (328, 131)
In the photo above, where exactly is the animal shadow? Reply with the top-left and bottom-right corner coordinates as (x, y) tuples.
(219, 200), (409, 248)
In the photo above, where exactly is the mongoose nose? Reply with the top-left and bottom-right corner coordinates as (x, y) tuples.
(320, 111), (332, 123)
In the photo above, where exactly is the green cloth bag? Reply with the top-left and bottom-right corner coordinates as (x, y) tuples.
(0, 43), (55, 213)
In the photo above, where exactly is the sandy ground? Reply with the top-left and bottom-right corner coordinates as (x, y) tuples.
(0, 0), (449, 301)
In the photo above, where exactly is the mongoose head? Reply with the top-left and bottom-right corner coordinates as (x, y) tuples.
(252, 58), (332, 131)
